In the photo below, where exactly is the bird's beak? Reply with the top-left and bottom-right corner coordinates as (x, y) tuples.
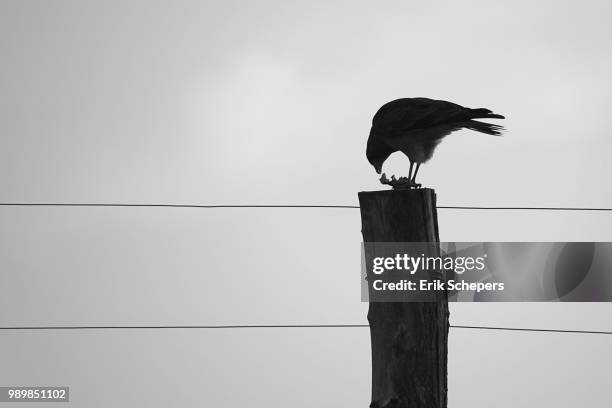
(375, 167), (382, 174)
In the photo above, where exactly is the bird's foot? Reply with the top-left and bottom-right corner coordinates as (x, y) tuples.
(379, 173), (422, 189)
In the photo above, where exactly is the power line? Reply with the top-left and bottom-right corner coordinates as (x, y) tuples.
(1, 324), (610, 335)
(1, 203), (612, 211)
(0, 203), (358, 209)
(451, 325), (612, 335)
(0, 324), (367, 330)
(438, 206), (612, 211)
(1, 203), (609, 336)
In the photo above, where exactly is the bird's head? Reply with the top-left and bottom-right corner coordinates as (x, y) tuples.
(368, 156), (385, 174)
(366, 128), (392, 174)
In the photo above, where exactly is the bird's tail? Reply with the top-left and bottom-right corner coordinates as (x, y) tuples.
(469, 108), (505, 120)
(463, 120), (505, 136)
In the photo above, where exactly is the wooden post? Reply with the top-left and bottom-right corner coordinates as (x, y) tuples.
(358, 188), (448, 408)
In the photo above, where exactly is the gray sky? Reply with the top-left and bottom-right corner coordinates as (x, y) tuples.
(1, 1), (611, 407)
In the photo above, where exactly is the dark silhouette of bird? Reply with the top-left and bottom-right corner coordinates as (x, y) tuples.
(367, 97), (505, 188)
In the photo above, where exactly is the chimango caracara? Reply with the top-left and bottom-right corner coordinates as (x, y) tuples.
(367, 97), (505, 188)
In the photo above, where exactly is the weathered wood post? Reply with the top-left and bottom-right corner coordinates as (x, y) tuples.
(358, 188), (449, 408)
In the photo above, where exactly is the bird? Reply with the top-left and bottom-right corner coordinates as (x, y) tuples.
(367, 97), (505, 188)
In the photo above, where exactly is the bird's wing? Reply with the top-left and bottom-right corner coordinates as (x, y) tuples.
(372, 98), (468, 134)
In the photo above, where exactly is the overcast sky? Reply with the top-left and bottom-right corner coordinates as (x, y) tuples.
(1, 1), (611, 407)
